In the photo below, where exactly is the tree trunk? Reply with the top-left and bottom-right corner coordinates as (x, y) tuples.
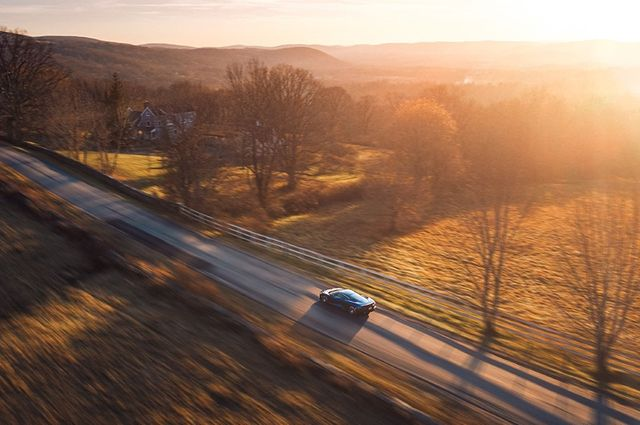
(285, 154), (297, 190)
(8, 117), (21, 144)
(257, 184), (269, 210)
(286, 169), (297, 190)
(6, 117), (15, 142)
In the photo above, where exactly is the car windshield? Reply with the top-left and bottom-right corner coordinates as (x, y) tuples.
(341, 290), (369, 303)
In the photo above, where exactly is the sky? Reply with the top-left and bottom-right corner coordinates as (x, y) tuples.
(1, 0), (639, 47)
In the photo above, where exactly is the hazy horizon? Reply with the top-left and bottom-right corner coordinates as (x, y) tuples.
(2, 0), (639, 47)
(27, 35), (640, 50)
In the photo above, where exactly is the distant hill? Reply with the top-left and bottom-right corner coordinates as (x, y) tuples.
(140, 43), (195, 50)
(27, 35), (640, 88)
(304, 41), (640, 69)
(36, 36), (348, 87)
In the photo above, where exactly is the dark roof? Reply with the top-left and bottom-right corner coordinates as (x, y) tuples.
(127, 110), (141, 123)
(148, 106), (167, 116)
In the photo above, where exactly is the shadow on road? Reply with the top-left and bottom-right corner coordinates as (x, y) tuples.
(378, 310), (640, 424)
(595, 388), (610, 425)
(365, 320), (640, 425)
(292, 302), (369, 344)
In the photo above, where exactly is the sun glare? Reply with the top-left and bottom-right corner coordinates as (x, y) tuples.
(523, 0), (640, 42)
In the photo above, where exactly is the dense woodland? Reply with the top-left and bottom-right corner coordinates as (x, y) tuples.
(3, 29), (640, 385)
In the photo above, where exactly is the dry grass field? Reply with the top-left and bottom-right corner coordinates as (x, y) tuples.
(268, 184), (607, 331)
(0, 169), (404, 424)
(57, 145), (640, 398)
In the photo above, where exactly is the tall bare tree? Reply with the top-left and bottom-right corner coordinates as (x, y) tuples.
(162, 123), (218, 207)
(270, 64), (322, 190)
(84, 73), (130, 174)
(559, 189), (640, 380)
(155, 80), (227, 127)
(226, 61), (281, 208)
(388, 98), (460, 189)
(314, 86), (353, 145)
(45, 79), (93, 159)
(227, 61), (325, 205)
(0, 29), (66, 143)
(352, 95), (377, 140)
(372, 153), (416, 234)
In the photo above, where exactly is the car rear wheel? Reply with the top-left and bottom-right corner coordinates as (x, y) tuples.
(348, 306), (356, 315)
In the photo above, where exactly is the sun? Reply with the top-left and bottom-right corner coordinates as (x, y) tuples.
(523, 0), (640, 41)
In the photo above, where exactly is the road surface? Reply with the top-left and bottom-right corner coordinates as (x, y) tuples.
(1, 144), (638, 425)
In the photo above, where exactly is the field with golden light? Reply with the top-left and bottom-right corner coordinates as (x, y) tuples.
(60, 148), (640, 344)
(57, 145), (640, 400)
(269, 183), (636, 338)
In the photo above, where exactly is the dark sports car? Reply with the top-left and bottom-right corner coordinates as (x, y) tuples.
(319, 288), (376, 316)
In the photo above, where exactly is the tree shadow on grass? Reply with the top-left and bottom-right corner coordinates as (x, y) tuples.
(270, 178), (602, 256)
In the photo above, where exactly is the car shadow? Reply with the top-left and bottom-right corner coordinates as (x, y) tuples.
(292, 301), (369, 344)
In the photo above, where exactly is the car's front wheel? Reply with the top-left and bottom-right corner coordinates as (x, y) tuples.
(348, 306), (356, 315)
(320, 294), (328, 303)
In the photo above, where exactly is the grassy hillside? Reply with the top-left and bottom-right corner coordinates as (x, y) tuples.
(0, 167), (403, 424)
(0, 163), (493, 424)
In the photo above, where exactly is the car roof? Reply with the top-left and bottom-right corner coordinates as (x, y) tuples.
(326, 287), (345, 293)
(330, 288), (358, 295)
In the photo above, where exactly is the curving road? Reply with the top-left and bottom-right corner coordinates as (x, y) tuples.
(1, 144), (638, 425)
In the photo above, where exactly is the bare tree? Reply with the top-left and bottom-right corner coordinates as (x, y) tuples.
(463, 184), (528, 336)
(162, 123), (218, 207)
(0, 29), (66, 143)
(45, 79), (93, 159)
(375, 155), (416, 234)
(388, 98), (461, 189)
(85, 73), (130, 174)
(559, 188), (640, 380)
(353, 95), (377, 138)
(155, 80), (226, 127)
(227, 61), (331, 204)
(314, 86), (353, 145)
(270, 64), (322, 190)
(226, 61), (281, 209)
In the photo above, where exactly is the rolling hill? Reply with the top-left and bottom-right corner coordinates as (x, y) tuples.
(26, 34), (640, 89)
(37, 35), (348, 86)
(280, 40), (640, 69)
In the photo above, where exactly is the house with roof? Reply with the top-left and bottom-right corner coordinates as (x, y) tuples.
(128, 101), (196, 141)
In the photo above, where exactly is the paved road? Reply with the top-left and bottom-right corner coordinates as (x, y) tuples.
(1, 144), (638, 425)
